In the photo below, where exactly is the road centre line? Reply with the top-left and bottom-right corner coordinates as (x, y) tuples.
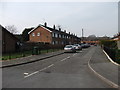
(61, 58), (67, 61)
(24, 55), (72, 78)
(61, 56), (70, 61)
(24, 71), (39, 78)
(24, 64), (54, 78)
(47, 64), (54, 68)
(67, 56), (70, 58)
(73, 53), (77, 56)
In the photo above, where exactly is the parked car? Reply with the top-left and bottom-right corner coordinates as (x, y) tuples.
(80, 43), (90, 48)
(73, 44), (82, 50)
(94, 44), (97, 46)
(80, 43), (85, 48)
(85, 43), (90, 48)
(64, 45), (76, 53)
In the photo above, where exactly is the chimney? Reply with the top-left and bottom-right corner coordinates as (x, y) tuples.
(64, 30), (66, 33)
(53, 25), (55, 30)
(59, 28), (61, 31)
(44, 22), (47, 27)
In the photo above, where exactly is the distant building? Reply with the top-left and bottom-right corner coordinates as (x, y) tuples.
(82, 41), (100, 44)
(113, 33), (120, 49)
(28, 22), (81, 45)
(1, 25), (20, 53)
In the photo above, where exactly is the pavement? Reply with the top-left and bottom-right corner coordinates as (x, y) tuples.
(1, 50), (64, 68)
(88, 46), (119, 89)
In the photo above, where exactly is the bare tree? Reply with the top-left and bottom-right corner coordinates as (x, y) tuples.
(5, 25), (18, 34)
(87, 35), (97, 41)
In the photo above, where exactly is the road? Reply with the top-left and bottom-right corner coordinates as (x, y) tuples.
(2, 46), (111, 88)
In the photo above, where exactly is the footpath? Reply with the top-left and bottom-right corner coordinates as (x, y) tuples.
(89, 46), (119, 89)
(1, 50), (64, 68)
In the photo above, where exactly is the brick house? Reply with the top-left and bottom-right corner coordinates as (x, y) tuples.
(28, 22), (81, 45)
(1, 25), (19, 53)
(28, 23), (52, 43)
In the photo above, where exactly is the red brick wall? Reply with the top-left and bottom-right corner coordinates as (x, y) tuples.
(29, 26), (52, 43)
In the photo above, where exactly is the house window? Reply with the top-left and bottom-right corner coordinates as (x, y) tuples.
(59, 34), (61, 38)
(62, 35), (64, 38)
(32, 33), (35, 36)
(64, 35), (66, 39)
(55, 33), (58, 38)
(37, 33), (40, 36)
(62, 41), (64, 45)
(56, 41), (58, 44)
(52, 33), (54, 37)
(52, 41), (55, 45)
(67, 36), (68, 39)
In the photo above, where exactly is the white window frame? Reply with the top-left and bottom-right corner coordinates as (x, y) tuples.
(55, 33), (58, 38)
(52, 41), (55, 45)
(52, 33), (54, 37)
(32, 33), (35, 36)
(59, 34), (61, 38)
(37, 32), (40, 36)
(62, 35), (64, 38)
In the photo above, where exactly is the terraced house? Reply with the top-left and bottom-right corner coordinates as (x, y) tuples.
(28, 22), (81, 45)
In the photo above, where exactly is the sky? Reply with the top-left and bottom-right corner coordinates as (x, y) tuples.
(0, 0), (118, 37)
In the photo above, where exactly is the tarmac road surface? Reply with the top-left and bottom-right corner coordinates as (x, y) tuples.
(2, 46), (112, 88)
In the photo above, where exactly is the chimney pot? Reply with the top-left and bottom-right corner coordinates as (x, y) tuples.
(53, 25), (55, 30)
(44, 22), (47, 27)
(59, 28), (61, 31)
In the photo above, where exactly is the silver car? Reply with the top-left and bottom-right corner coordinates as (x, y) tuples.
(73, 44), (82, 50)
(64, 45), (76, 53)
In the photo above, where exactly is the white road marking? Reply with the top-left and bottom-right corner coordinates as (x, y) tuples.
(67, 56), (70, 59)
(88, 57), (119, 88)
(47, 64), (54, 68)
(61, 58), (67, 61)
(73, 53), (77, 56)
(61, 56), (70, 61)
(24, 71), (39, 78)
(103, 50), (120, 66)
(24, 55), (73, 78)
(24, 73), (29, 75)
(24, 64), (54, 78)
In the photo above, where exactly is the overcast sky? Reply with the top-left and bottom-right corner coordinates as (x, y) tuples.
(0, 1), (118, 37)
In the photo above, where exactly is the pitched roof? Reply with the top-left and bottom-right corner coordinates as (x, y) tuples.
(27, 24), (81, 39)
(41, 25), (79, 38)
(28, 24), (52, 34)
